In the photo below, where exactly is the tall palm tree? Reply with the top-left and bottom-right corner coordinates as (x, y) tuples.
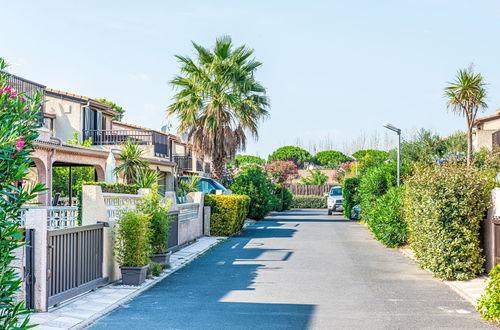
(444, 65), (487, 166)
(114, 139), (149, 184)
(168, 36), (270, 181)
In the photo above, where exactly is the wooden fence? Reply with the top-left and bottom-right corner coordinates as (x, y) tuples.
(287, 184), (334, 196)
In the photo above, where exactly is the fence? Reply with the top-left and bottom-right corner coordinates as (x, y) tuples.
(47, 224), (106, 306)
(287, 184), (334, 196)
(103, 193), (142, 222)
(21, 206), (78, 229)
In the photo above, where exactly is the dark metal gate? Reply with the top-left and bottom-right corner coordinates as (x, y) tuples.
(493, 216), (500, 266)
(47, 224), (107, 307)
(25, 229), (35, 310)
(167, 211), (179, 250)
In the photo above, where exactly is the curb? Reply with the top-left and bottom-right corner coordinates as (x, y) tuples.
(72, 237), (226, 329)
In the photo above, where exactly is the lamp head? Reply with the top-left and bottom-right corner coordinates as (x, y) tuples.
(383, 123), (401, 134)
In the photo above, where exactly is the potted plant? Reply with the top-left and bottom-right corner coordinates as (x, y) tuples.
(138, 185), (172, 266)
(114, 211), (151, 286)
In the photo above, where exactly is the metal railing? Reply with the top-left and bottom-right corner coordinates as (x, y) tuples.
(174, 155), (193, 170)
(83, 129), (170, 158)
(6, 73), (46, 121)
(103, 193), (142, 222)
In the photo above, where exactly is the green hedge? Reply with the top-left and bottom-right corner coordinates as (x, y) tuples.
(291, 195), (327, 209)
(231, 166), (273, 219)
(342, 177), (360, 219)
(403, 164), (493, 280)
(205, 194), (250, 236)
(270, 185), (293, 212)
(82, 181), (139, 194)
(478, 264), (500, 322)
(363, 186), (407, 247)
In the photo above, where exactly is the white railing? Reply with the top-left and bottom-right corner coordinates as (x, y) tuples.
(177, 203), (199, 222)
(103, 193), (142, 222)
(18, 209), (27, 227)
(47, 207), (78, 229)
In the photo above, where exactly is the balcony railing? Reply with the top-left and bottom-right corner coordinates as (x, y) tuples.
(83, 129), (170, 158)
(6, 73), (46, 122)
(173, 155), (192, 170)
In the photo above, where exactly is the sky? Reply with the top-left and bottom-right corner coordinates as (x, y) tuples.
(2, 0), (500, 157)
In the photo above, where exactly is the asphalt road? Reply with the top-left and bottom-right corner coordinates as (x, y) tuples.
(89, 209), (492, 329)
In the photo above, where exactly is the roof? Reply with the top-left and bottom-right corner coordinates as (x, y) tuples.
(474, 110), (500, 127)
(45, 88), (119, 116)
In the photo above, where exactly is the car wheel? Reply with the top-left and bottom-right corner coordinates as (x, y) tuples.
(328, 209), (332, 215)
(333, 207), (337, 212)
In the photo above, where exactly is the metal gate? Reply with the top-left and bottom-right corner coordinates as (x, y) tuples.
(493, 216), (500, 266)
(47, 224), (107, 307)
(25, 229), (35, 310)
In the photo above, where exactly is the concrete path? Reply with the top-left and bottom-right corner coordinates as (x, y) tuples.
(88, 209), (493, 329)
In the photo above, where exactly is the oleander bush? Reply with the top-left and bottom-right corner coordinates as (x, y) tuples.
(231, 165), (273, 219)
(205, 194), (250, 236)
(114, 211), (152, 267)
(363, 186), (407, 247)
(342, 177), (360, 219)
(477, 264), (500, 323)
(403, 164), (494, 280)
(291, 195), (327, 209)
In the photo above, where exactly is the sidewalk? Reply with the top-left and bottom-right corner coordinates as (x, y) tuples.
(400, 248), (487, 306)
(30, 236), (226, 330)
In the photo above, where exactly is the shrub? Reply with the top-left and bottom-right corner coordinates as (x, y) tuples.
(229, 155), (266, 167)
(149, 263), (164, 277)
(231, 165), (273, 219)
(268, 146), (312, 168)
(403, 164), (494, 280)
(352, 149), (388, 161)
(264, 161), (298, 185)
(114, 211), (151, 267)
(342, 177), (360, 219)
(358, 162), (398, 219)
(477, 264), (500, 323)
(315, 150), (351, 168)
(291, 195), (327, 209)
(205, 194), (250, 236)
(269, 185), (293, 212)
(282, 187), (293, 211)
(300, 169), (329, 185)
(83, 181), (139, 194)
(363, 186), (407, 247)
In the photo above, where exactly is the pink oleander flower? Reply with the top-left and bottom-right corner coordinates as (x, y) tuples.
(19, 180), (25, 185)
(20, 96), (26, 102)
(16, 136), (25, 152)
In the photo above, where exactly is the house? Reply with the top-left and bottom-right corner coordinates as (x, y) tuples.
(473, 109), (500, 152)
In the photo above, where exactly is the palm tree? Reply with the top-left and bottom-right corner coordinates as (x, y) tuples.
(444, 65), (487, 166)
(168, 36), (270, 181)
(114, 139), (149, 184)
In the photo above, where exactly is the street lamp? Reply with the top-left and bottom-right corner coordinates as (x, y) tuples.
(383, 123), (401, 186)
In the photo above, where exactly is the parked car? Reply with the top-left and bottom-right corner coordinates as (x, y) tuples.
(327, 186), (343, 215)
(178, 176), (229, 195)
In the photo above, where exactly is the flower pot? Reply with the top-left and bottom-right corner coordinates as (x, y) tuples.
(150, 251), (172, 266)
(120, 265), (148, 286)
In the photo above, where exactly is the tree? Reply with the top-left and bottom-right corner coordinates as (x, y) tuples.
(168, 36), (269, 181)
(300, 169), (329, 185)
(95, 98), (125, 121)
(264, 161), (298, 185)
(114, 139), (149, 184)
(314, 150), (351, 168)
(0, 58), (45, 329)
(444, 65), (487, 166)
(268, 146), (312, 168)
(228, 155), (266, 168)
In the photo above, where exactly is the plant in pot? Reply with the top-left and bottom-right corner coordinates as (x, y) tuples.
(114, 211), (151, 286)
(138, 185), (172, 266)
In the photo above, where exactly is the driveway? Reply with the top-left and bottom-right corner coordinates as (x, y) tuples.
(89, 209), (492, 329)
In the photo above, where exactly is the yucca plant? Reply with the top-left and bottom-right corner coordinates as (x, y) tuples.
(135, 168), (159, 189)
(114, 139), (148, 184)
(176, 176), (201, 200)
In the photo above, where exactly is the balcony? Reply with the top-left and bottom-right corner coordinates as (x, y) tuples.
(83, 129), (170, 158)
(173, 155), (193, 170)
(7, 73), (46, 122)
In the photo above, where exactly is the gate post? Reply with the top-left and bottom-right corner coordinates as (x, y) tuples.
(24, 208), (49, 312)
(484, 188), (500, 272)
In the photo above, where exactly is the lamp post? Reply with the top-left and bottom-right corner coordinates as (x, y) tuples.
(383, 123), (401, 186)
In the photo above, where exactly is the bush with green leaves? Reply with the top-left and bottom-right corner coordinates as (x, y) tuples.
(0, 59), (45, 329)
(291, 195), (327, 209)
(231, 165), (273, 219)
(135, 168), (159, 189)
(82, 181), (139, 194)
(268, 146), (312, 168)
(205, 194), (250, 235)
(477, 264), (500, 323)
(403, 164), (494, 280)
(342, 177), (360, 219)
(315, 150), (351, 168)
(358, 162), (398, 218)
(300, 169), (328, 185)
(269, 184), (293, 212)
(363, 186), (407, 247)
(114, 211), (151, 267)
(149, 262), (164, 277)
(229, 155), (266, 167)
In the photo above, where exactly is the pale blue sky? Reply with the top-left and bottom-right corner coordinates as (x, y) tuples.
(2, 0), (500, 157)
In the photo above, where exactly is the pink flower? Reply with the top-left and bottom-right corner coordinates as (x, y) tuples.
(20, 96), (26, 102)
(24, 106), (29, 110)
(16, 136), (25, 152)
(19, 180), (25, 185)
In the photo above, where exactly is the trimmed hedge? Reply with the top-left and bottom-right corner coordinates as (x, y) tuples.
(82, 181), (139, 194)
(342, 177), (360, 219)
(205, 194), (250, 236)
(363, 186), (407, 247)
(478, 264), (500, 322)
(403, 164), (493, 280)
(291, 195), (327, 209)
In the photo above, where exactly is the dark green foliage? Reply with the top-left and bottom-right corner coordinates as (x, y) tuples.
(388, 129), (446, 164)
(149, 263), (164, 277)
(352, 149), (388, 162)
(269, 185), (293, 212)
(291, 195), (327, 209)
(229, 155), (266, 167)
(82, 181), (139, 194)
(282, 187), (293, 211)
(358, 162), (398, 217)
(363, 186), (407, 247)
(342, 177), (360, 219)
(205, 194), (250, 235)
(478, 264), (500, 322)
(137, 187), (171, 254)
(315, 150), (351, 168)
(403, 164), (493, 280)
(95, 98), (125, 121)
(0, 59), (45, 329)
(114, 212), (151, 267)
(231, 166), (273, 219)
(299, 169), (328, 185)
(268, 146), (312, 168)
(52, 166), (95, 198)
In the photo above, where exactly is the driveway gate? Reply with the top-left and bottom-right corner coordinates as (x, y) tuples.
(493, 216), (500, 266)
(47, 224), (107, 306)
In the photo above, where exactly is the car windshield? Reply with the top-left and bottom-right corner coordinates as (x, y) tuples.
(330, 188), (342, 196)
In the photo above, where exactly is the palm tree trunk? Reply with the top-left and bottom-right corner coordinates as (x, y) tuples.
(212, 158), (225, 182)
(466, 126), (473, 167)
